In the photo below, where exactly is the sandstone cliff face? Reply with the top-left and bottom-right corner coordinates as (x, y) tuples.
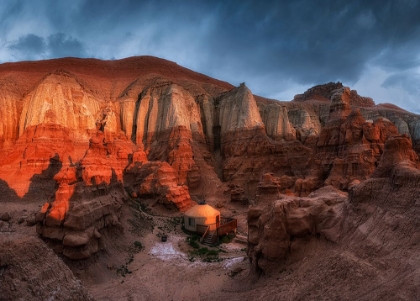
(316, 112), (399, 190)
(247, 135), (420, 300)
(260, 104), (296, 141)
(0, 58), (418, 208)
(124, 161), (193, 211)
(312, 86), (400, 190)
(35, 129), (132, 259)
(216, 84), (313, 201)
(218, 84), (263, 134)
(286, 107), (321, 145)
(0, 88), (19, 149)
(248, 135), (420, 300)
(134, 83), (203, 146)
(361, 105), (420, 154)
(19, 71), (101, 142)
(1, 57), (420, 264)
(0, 123), (74, 198)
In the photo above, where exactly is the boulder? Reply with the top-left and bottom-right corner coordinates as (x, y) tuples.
(248, 187), (347, 271)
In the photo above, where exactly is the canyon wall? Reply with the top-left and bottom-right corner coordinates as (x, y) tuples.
(247, 134), (420, 298)
(0, 57), (420, 260)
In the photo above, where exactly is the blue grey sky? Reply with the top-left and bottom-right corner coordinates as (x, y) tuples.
(1, 0), (419, 114)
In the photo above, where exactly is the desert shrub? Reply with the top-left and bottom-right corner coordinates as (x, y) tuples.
(197, 247), (209, 255)
(220, 233), (236, 244)
(188, 247), (221, 262)
(186, 234), (201, 249)
(134, 241), (143, 249)
(188, 238), (200, 249)
(206, 249), (219, 256)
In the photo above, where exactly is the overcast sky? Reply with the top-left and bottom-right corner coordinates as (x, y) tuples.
(1, 0), (419, 114)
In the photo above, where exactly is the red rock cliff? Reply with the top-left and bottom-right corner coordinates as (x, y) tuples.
(1, 56), (420, 260)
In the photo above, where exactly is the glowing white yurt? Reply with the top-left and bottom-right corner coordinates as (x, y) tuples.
(184, 203), (220, 232)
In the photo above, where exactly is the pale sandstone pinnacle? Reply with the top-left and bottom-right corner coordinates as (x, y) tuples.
(219, 83), (263, 134)
(19, 73), (100, 141)
(260, 104), (296, 141)
(287, 108), (322, 143)
(197, 94), (215, 148)
(120, 98), (136, 139)
(0, 89), (19, 146)
(135, 83), (203, 146)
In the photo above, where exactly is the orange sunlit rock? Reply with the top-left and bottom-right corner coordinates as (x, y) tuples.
(45, 183), (75, 226)
(1, 57), (420, 262)
(40, 202), (49, 214)
(125, 161), (194, 211)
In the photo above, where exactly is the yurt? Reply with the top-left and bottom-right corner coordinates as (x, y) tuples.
(184, 203), (220, 233)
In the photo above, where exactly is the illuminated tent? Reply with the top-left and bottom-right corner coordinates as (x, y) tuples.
(184, 203), (220, 233)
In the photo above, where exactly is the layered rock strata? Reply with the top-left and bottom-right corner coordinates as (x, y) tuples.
(0, 57), (419, 262)
(35, 129), (131, 259)
(247, 134), (420, 286)
(0, 236), (93, 300)
(248, 186), (347, 271)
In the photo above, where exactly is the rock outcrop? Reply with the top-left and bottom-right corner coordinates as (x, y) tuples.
(0, 58), (418, 207)
(248, 186), (347, 271)
(260, 104), (296, 141)
(35, 129), (130, 259)
(19, 71), (101, 141)
(293, 82), (375, 108)
(218, 83), (263, 134)
(0, 56), (420, 263)
(0, 88), (19, 148)
(0, 236), (92, 300)
(247, 134), (420, 299)
(124, 161), (194, 211)
(287, 106), (322, 145)
(0, 123), (73, 199)
(316, 110), (399, 190)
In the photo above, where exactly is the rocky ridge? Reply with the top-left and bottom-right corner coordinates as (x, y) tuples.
(247, 134), (420, 299)
(0, 236), (92, 301)
(0, 56), (419, 265)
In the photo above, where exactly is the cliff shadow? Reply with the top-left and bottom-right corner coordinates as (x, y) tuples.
(22, 154), (63, 202)
(0, 179), (21, 202)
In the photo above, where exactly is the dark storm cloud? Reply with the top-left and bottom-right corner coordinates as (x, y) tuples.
(8, 33), (87, 60)
(372, 44), (420, 72)
(8, 34), (46, 59)
(8, 0), (420, 85)
(382, 71), (420, 97)
(199, 0), (420, 85)
(47, 33), (86, 58)
(1, 0), (420, 112)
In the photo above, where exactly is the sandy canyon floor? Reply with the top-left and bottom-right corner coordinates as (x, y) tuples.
(1, 199), (255, 301)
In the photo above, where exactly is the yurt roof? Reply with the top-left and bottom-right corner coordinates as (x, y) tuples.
(184, 204), (220, 218)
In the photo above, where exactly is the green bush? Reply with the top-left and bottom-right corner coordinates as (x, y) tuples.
(191, 234), (201, 241)
(220, 233), (236, 244)
(188, 246), (221, 262)
(206, 249), (219, 256)
(189, 240), (200, 249)
(197, 247), (209, 255)
(186, 235), (201, 249)
(134, 241), (143, 249)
